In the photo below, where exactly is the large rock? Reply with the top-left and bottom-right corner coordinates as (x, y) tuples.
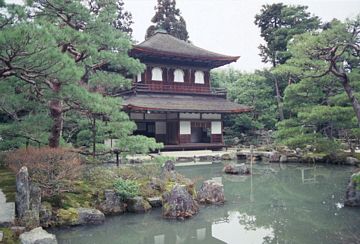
(21, 210), (40, 230)
(223, 163), (250, 175)
(57, 208), (105, 226)
(16, 166), (30, 219)
(98, 190), (126, 215)
(162, 184), (199, 220)
(126, 197), (151, 213)
(279, 155), (288, 163)
(19, 227), (57, 244)
(39, 203), (53, 228)
(346, 157), (360, 166)
(344, 172), (360, 207)
(161, 160), (177, 181)
(147, 197), (162, 208)
(197, 180), (225, 205)
(0, 202), (15, 227)
(269, 151), (281, 162)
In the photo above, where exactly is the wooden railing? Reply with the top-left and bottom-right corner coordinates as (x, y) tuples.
(113, 83), (227, 97)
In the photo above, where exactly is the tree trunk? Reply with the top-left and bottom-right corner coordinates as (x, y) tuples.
(48, 82), (63, 148)
(92, 116), (96, 158)
(342, 76), (360, 127)
(274, 77), (285, 121)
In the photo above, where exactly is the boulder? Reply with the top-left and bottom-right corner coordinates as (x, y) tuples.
(221, 153), (232, 161)
(126, 197), (151, 213)
(147, 197), (162, 208)
(0, 231), (3, 242)
(19, 227), (57, 244)
(223, 163), (250, 175)
(77, 208), (105, 225)
(161, 160), (177, 180)
(346, 157), (360, 166)
(98, 190), (126, 215)
(21, 210), (39, 230)
(39, 203), (53, 228)
(344, 172), (360, 207)
(16, 166), (30, 219)
(269, 151), (280, 162)
(295, 148), (303, 156)
(280, 155), (288, 163)
(57, 208), (105, 226)
(162, 184), (199, 220)
(197, 180), (225, 205)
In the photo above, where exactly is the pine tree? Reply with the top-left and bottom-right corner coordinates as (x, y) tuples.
(145, 0), (189, 41)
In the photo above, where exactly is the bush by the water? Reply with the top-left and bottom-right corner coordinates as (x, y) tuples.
(4, 147), (83, 197)
(113, 179), (140, 200)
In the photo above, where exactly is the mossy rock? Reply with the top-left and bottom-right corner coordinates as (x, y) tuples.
(0, 227), (19, 244)
(57, 208), (80, 226)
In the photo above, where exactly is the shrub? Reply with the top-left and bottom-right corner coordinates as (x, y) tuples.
(113, 178), (140, 200)
(4, 147), (83, 197)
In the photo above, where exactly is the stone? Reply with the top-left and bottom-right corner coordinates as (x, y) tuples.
(10, 226), (26, 236)
(126, 197), (151, 213)
(221, 153), (232, 161)
(162, 160), (175, 172)
(0, 231), (3, 242)
(295, 148), (303, 156)
(57, 208), (105, 226)
(346, 157), (360, 166)
(39, 203), (52, 228)
(0, 202), (15, 227)
(223, 163), (250, 175)
(280, 155), (288, 163)
(16, 166), (30, 219)
(149, 177), (164, 191)
(162, 184), (199, 220)
(77, 208), (105, 225)
(19, 227), (57, 244)
(98, 190), (126, 215)
(21, 210), (40, 230)
(344, 172), (360, 207)
(147, 196), (162, 208)
(197, 180), (225, 205)
(30, 185), (41, 215)
(269, 151), (280, 162)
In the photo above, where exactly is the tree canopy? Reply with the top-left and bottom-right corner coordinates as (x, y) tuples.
(145, 0), (189, 41)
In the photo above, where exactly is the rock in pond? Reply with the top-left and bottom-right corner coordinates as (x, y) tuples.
(344, 172), (360, 207)
(280, 155), (288, 163)
(127, 197), (152, 213)
(197, 180), (225, 205)
(269, 151), (280, 162)
(162, 184), (199, 220)
(19, 227), (57, 244)
(98, 190), (126, 215)
(346, 157), (360, 166)
(57, 208), (105, 226)
(147, 196), (162, 208)
(223, 163), (250, 175)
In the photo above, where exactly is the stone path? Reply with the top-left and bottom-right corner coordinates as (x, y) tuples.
(0, 189), (15, 227)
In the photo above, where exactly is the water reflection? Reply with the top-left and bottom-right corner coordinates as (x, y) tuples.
(53, 163), (360, 244)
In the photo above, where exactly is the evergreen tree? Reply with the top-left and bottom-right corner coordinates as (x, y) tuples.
(145, 0), (189, 41)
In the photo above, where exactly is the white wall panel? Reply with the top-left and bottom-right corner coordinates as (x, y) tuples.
(180, 121), (191, 135)
(211, 121), (222, 134)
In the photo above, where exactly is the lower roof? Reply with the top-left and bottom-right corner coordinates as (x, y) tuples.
(122, 94), (251, 114)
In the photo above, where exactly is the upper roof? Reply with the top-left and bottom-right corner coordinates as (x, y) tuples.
(122, 93), (251, 114)
(130, 32), (240, 68)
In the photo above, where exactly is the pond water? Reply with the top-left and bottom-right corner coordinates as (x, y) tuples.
(52, 162), (360, 244)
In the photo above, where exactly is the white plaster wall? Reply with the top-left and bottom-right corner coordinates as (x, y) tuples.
(155, 121), (167, 134)
(211, 121), (222, 134)
(180, 121), (191, 135)
(202, 113), (221, 120)
(130, 113), (144, 120)
(180, 113), (200, 119)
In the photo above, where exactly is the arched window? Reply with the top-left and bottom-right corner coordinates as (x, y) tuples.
(194, 71), (205, 84)
(174, 69), (184, 83)
(137, 73), (142, 82)
(151, 67), (163, 81)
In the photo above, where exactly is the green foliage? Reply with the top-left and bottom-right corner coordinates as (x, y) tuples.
(113, 178), (140, 200)
(146, 0), (189, 41)
(254, 3), (320, 66)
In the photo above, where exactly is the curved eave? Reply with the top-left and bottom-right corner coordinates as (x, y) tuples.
(124, 104), (252, 114)
(130, 47), (239, 68)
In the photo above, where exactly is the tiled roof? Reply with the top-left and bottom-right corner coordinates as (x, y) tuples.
(122, 94), (251, 114)
(131, 32), (239, 67)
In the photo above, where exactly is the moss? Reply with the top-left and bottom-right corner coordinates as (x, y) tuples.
(0, 167), (16, 202)
(164, 181), (176, 192)
(57, 208), (79, 225)
(0, 227), (19, 244)
(62, 192), (92, 209)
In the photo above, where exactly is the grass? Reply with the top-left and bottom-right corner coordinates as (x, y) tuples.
(0, 167), (16, 202)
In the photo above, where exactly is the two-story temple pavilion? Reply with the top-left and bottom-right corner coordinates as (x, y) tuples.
(122, 31), (250, 150)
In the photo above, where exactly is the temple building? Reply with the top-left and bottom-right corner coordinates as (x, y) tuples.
(122, 31), (250, 150)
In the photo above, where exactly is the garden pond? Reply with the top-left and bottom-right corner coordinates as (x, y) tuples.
(14, 162), (360, 243)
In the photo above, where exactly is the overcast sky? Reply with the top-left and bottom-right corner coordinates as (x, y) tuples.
(6, 0), (360, 71)
(125, 0), (360, 71)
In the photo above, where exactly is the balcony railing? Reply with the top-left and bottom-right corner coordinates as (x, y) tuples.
(113, 83), (227, 97)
